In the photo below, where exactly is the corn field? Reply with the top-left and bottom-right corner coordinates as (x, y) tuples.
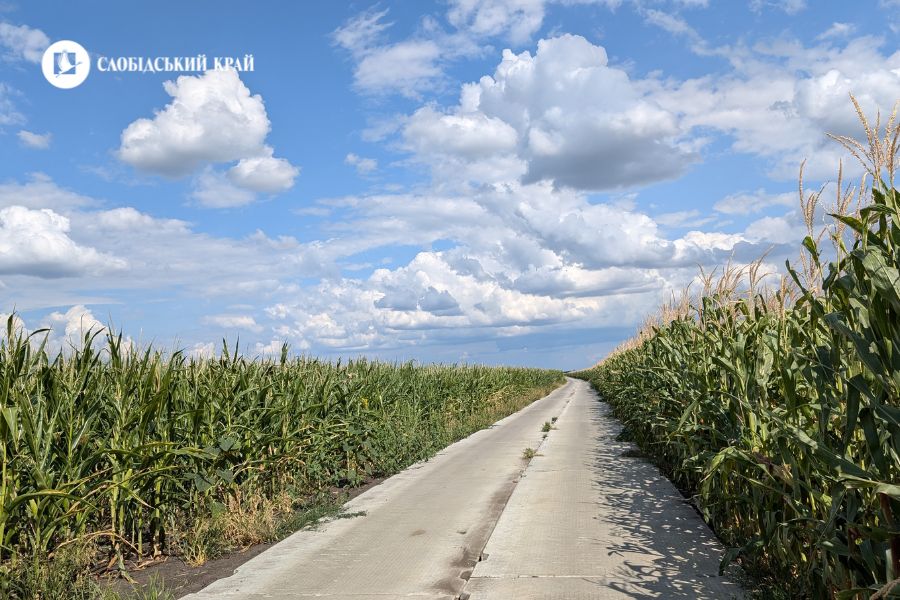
(576, 102), (900, 598)
(0, 325), (561, 595)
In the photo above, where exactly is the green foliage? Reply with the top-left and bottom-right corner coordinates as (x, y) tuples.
(576, 184), (900, 598)
(0, 326), (562, 594)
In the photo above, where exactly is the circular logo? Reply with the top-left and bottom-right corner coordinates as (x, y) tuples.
(41, 40), (90, 89)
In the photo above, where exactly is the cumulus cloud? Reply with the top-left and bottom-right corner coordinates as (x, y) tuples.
(227, 150), (299, 193)
(399, 29), (900, 192)
(655, 35), (900, 179)
(188, 341), (217, 359)
(17, 130), (51, 149)
(404, 107), (518, 159)
(118, 69), (298, 203)
(16, 12), (891, 364)
(191, 169), (257, 208)
(404, 34), (698, 190)
(4, 307), (136, 356)
(0, 206), (125, 278)
(375, 284), (462, 316)
(0, 22), (49, 63)
(0, 175), (334, 320)
(251, 174), (770, 355)
(38, 306), (123, 355)
(118, 70), (270, 176)
(42, 305), (105, 339)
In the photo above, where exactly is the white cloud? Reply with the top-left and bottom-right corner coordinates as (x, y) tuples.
(188, 341), (217, 359)
(654, 209), (715, 228)
(355, 40), (443, 98)
(333, 9), (445, 98)
(0, 175), (333, 312)
(345, 153), (378, 174)
(331, 7), (392, 55)
(118, 69), (298, 203)
(17, 130), (51, 149)
(251, 175), (768, 353)
(0, 206), (125, 278)
(332, 8), (482, 98)
(404, 34), (698, 190)
(14, 14), (884, 362)
(642, 9), (703, 46)
(0, 173), (96, 211)
(714, 190), (795, 215)
(119, 70), (270, 177)
(204, 314), (263, 332)
(744, 211), (806, 244)
(654, 35), (900, 179)
(254, 338), (296, 356)
(0, 312), (25, 336)
(191, 168), (257, 208)
(93, 206), (188, 232)
(43, 304), (104, 339)
(37, 305), (119, 355)
(0, 21), (49, 63)
(405, 107), (519, 158)
(675, 230), (746, 253)
(447, 0), (546, 44)
(6, 307), (136, 356)
(817, 22), (856, 41)
(227, 149), (299, 193)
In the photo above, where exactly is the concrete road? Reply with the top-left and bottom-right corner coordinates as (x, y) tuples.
(462, 379), (744, 599)
(181, 379), (577, 600)
(183, 379), (744, 599)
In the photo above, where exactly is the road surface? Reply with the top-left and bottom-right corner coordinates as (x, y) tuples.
(182, 378), (743, 599)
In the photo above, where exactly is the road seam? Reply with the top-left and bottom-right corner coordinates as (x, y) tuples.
(457, 386), (577, 600)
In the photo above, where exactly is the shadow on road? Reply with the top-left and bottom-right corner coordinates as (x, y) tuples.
(583, 395), (744, 599)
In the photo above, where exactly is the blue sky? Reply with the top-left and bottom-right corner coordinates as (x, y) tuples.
(1, 0), (899, 368)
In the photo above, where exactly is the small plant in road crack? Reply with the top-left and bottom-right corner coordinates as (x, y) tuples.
(522, 447), (538, 459)
(541, 421), (554, 432)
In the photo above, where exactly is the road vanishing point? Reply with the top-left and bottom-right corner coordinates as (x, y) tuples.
(182, 378), (744, 599)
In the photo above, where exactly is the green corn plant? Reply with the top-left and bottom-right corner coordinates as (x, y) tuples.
(0, 314), (563, 596)
(575, 99), (900, 598)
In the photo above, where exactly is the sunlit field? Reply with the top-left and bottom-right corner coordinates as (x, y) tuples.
(0, 327), (562, 598)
